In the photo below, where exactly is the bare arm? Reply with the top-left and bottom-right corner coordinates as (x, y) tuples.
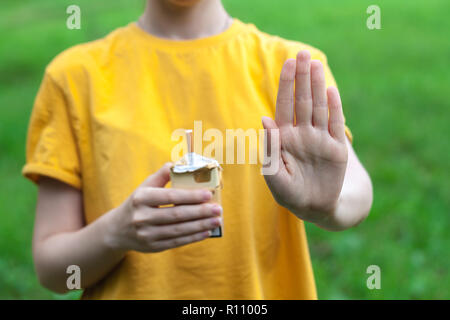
(33, 164), (222, 293)
(32, 177), (125, 293)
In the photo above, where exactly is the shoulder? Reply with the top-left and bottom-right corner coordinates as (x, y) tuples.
(44, 24), (133, 84)
(238, 20), (329, 62)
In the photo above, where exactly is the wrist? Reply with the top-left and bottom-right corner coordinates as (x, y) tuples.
(311, 198), (350, 231)
(100, 207), (128, 256)
(289, 198), (345, 230)
(312, 210), (345, 231)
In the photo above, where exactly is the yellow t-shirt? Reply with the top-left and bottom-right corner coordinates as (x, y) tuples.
(23, 18), (351, 299)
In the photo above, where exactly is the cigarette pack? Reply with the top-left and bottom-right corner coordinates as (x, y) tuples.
(170, 131), (223, 237)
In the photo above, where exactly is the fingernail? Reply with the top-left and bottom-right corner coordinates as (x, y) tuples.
(202, 190), (212, 200)
(210, 218), (220, 227)
(212, 205), (222, 216)
(204, 231), (212, 238)
(211, 217), (222, 226)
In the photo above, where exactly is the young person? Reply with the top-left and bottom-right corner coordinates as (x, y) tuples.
(23, 0), (373, 299)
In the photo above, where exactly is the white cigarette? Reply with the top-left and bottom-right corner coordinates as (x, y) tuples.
(185, 129), (193, 165)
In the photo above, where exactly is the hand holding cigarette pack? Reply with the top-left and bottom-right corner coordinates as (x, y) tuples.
(169, 130), (223, 237)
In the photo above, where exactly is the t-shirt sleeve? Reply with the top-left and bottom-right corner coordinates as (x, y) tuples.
(22, 71), (82, 189)
(286, 44), (353, 143)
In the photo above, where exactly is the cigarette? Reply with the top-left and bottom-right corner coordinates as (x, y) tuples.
(185, 129), (193, 165)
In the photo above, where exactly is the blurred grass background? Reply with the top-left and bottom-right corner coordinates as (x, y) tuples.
(0, 0), (449, 299)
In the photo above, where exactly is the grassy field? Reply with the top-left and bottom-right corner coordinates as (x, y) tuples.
(0, 0), (449, 299)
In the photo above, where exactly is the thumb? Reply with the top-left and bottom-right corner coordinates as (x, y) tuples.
(261, 116), (279, 158)
(141, 162), (172, 188)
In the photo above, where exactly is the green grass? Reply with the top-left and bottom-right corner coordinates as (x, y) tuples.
(0, 0), (449, 299)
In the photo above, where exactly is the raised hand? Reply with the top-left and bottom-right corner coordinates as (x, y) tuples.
(262, 50), (348, 225)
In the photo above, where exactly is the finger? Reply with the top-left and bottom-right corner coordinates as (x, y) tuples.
(141, 162), (172, 188)
(294, 50), (313, 126)
(154, 216), (222, 240)
(148, 203), (222, 225)
(327, 86), (346, 142)
(275, 59), (296, 127)
(133, 187), (212, 207)
(310, 60), (328, 129)
(151, 230), (212, 252)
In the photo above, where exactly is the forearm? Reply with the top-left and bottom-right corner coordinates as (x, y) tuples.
(33, 210), (125, 293)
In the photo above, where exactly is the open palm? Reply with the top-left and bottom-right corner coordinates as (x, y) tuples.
(262, 50), (348, 223)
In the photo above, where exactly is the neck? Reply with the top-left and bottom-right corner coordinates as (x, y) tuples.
(138, 0), (231, 40)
